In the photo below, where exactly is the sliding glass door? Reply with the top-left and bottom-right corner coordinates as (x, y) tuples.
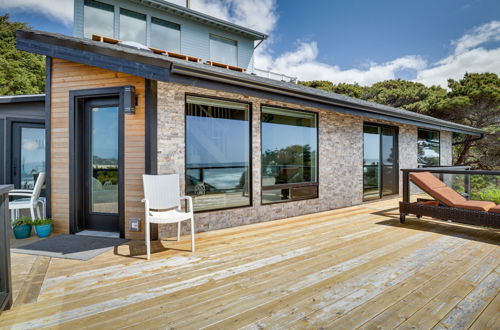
(363, 124), (398, 200)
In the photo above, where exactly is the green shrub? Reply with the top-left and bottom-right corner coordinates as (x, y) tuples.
(471, 188), (500, 204)
(11, 216), (31, 227)
(32, 218), (53, 226)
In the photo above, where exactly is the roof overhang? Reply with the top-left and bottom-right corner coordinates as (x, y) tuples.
(16, 30), (484, 136)
(0, 94), (45, 104)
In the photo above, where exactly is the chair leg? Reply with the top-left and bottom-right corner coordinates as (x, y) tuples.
(36, 205), (41, 219)
(190, 216), (195, 252)
(177, 222), (181, 241)
(145, 220), (151, 260)
(30, 207), (36, 221)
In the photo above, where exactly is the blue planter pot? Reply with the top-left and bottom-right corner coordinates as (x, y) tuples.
(13, 224), (32, 239)
(35, 224), (52, 238)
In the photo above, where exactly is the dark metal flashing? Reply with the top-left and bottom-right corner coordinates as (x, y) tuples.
(44, 57), (52, 218)
(0, 94), (44, 104)
(16, 30), (484, 136)
(16, 33), (171, 82)
(69, 86), (128, 238)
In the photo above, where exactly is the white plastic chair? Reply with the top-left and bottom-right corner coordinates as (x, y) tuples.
(142, 174), (195, 260)
(9, 172), (46, 221)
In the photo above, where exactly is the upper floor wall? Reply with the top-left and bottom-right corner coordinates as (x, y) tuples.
(73, 0), (263, 71)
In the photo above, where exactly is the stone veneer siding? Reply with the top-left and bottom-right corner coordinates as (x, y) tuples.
(156, 81), (452, 237)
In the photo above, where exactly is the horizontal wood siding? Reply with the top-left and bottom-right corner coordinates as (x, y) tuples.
(50, 58), (145, 239)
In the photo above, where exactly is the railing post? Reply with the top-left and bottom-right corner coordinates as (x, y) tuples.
(403, 170), (409, 203)
(465, 174), (471, 199)
(0, 185), (13, 313)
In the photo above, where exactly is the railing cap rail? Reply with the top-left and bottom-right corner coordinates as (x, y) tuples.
(401, 168), (500, 175)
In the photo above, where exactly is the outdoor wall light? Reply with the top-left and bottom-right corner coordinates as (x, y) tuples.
(123, 86), (136, 114)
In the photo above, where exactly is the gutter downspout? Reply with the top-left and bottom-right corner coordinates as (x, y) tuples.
(452, 133), (485, 146)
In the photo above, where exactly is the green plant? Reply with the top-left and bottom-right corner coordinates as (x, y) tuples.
(12, 216), (32, 227)
(32, 218), (53, 226)
(471, 188), (500, 204)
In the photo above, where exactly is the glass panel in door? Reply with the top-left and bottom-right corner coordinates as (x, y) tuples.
(363, 125), (381, 200)
(20, 127), (45, 189)
(90, 106), (119, 214)
(382, 127), (397, 196)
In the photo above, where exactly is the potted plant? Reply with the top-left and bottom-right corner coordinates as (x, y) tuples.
(12, 216), (32, 239)
(32, 218), (53, 238)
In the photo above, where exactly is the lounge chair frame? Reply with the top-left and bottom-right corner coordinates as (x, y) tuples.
(400, 168), (500, 229)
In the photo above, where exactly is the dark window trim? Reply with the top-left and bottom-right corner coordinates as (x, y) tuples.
(5, 117), (45, 189)
(151, 17), (181, 30)
(145, 80), (157, 175)
(0, 119), (4, 184)
(362, 122), (400, 201)
(84, 0), (114, 12)
(69, 86), (130, 238)
(120, 8), (146, 21)
(184, 93), (253, 213)
(417, 128), (441, 167)
(260, 104), (319, 205)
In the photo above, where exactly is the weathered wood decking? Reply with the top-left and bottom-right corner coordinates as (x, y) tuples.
(1, 198), (499, 329)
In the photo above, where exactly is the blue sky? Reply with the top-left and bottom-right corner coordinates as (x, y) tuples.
(1, 0), (499, 86)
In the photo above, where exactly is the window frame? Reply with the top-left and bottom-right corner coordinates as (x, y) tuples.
(83, 0), (115, 39)
(119, 7), (147, 44)
(209, 34), (238, 66)
(260, 104), (319, 205)
(184, 93), (253, 213)
(417, 128), (441, 167)
(150, 16), (181, 52)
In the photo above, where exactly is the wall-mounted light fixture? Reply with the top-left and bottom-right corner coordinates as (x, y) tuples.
(123, 85), (136, 114)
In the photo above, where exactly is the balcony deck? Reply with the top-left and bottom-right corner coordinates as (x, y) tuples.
(1, 197), (499, 329)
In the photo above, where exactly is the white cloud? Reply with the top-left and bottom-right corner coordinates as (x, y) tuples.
(0, 0), (73, 26)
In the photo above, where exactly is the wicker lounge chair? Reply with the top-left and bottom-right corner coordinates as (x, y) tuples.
(399, 171), (500, 228)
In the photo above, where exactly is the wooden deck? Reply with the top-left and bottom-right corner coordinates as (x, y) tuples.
(1, 198), (499, 329)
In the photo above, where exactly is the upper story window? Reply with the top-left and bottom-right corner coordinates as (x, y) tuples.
(185, 95), (251, 212)
(261, 106), (318, 204)
(209, 34), (237, 66)
(84, 0), (114, 39)
(120, 8), (146, 44)
(151, 17), (181, 53)
(417, 128), (440, 166)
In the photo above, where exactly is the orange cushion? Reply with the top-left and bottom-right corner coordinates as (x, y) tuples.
(454, 200), (497, 212)
(417, 201), (440, 207)
(488, 204), (500, 214)
(431, 187), (467, 207)
(410, 172), (447, 190)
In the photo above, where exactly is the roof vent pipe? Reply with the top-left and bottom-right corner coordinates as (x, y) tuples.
(186, 0), (190, 8)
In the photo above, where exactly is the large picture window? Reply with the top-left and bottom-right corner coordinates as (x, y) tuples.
(84, 0), (114, 39)
(209, 34), (238, 66)
(185, 96), (251, 212)
(151, 17), (181, 53)
(120, 8), (146, 44)
(261, 106), (318, 204)
(417, 129), (440, 166)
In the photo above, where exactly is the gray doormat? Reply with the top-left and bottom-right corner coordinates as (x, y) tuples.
(11, 234), (129, 260)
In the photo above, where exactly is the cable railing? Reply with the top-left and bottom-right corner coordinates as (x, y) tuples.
(253, 68), (298, 84)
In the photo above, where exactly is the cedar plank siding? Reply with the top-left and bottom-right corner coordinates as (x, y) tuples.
(50, 58), (145, 239)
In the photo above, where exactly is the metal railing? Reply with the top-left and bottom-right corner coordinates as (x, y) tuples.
(253, 68), (298, 83)
(0, 184), (13, 313)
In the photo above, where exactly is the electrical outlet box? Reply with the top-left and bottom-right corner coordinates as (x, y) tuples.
(129, 218), (141, 232)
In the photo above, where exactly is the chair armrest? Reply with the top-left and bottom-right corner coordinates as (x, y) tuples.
(180, 196), (193, 213)
(9, 192), (33, 197)
(9, 189), (34, 193)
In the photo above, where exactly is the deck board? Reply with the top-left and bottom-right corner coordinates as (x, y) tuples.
(1, 198), (499, 329)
